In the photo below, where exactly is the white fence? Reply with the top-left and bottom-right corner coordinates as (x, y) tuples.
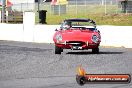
(0, 23), (132, 48)
(0, 11), (131, 48)
(98, 26), (132, 48)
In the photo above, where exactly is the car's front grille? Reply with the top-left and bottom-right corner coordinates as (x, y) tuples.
(66, 41), (85, 46)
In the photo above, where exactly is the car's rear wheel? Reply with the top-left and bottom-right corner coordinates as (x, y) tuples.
(55, 45), (63, 54)
(92, 47), (99, 54)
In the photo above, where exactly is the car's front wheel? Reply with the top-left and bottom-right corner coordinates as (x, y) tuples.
(92, 47), (99, 54)
(55, 45), (63, 54)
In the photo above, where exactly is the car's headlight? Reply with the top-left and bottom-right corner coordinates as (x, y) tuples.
(92, 35), (98, 43)
(56, 34), (62, 41)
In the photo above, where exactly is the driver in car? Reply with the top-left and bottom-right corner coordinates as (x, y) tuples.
(63, 22), (72, 30)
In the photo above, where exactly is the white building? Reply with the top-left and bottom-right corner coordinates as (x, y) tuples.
(10, 0), (35, 11)
(10, 0), (34, 4)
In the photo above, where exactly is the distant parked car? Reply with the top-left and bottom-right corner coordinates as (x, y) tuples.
(53, 18), (101, 54)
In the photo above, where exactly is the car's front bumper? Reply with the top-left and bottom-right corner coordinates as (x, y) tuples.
(55, 41), (100, 50)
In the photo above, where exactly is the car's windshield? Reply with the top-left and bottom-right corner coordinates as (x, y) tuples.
(71, 21), (95, 28)
(60, 20), (96, 30)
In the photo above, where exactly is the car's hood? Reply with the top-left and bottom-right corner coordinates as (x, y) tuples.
(61, 30), (94, 41)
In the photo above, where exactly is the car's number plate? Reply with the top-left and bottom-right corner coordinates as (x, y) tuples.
(72, 46), (82, 50)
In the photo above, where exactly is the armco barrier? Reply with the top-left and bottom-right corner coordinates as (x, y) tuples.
(0, 23), (132, 48)
(98, 26), (132, 48)
(0, 23), (23, 42)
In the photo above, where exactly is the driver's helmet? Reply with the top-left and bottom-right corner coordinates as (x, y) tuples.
(63, 21), (71, 30)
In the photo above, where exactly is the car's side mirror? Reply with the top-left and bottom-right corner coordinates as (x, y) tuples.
(55, 29), (58, 31)
(97, 30), (100, 33)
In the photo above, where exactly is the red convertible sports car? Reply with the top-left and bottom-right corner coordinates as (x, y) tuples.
(53, 18), (101, 54)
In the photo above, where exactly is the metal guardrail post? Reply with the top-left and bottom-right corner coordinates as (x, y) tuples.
(2, 0), (6, 23)
(38, 0), (40, 22)
(0, 11), (1, 23)
(6, 11), (8, 23)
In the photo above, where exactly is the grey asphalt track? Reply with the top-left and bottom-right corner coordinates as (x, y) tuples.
(0, 40), (132, 88)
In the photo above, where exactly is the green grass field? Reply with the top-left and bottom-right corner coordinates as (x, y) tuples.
(1, 4), (132, 25)
(37, 4), (132, 25)
(40, 13), (132, 26)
